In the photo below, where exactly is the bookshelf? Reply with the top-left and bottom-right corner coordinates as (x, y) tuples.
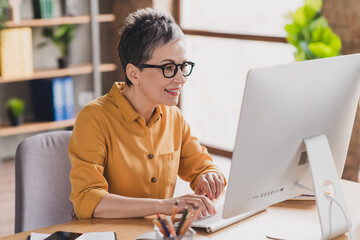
(0, 119), (75, 137)
(5, 14), (115, 27)
(0, 63), (116, 83)
(0, 1), (116, 138)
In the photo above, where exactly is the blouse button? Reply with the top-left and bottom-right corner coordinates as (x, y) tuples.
(148, 153), (154, 159)
(151, 177), (157, 183)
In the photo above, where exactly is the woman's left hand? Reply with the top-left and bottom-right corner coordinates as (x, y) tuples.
(195, 172), (225, 201)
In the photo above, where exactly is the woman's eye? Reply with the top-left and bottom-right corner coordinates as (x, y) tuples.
(165, 65), (174, 71)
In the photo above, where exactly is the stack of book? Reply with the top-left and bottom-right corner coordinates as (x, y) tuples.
(31, 76), (75, 121)
(33, 0), (53, 19)
(0, 27), (34, 79)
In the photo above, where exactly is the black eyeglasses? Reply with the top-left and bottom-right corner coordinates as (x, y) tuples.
(139, 61), (195, 78)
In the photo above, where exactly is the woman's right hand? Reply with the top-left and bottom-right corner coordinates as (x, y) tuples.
(159, 194), (216, 218)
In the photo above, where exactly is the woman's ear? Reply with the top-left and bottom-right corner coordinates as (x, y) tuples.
(126, 63), (140, 86)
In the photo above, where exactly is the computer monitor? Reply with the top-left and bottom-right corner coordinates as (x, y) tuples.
(222, 53), (360, 239)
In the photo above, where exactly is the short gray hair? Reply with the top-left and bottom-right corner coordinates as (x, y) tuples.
(118, 8), (185, 86)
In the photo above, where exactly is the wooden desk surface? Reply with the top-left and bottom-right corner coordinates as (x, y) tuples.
(2, 180), (359, 240)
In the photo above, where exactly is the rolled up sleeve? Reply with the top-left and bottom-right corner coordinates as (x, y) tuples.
(68, 105), (109, 219)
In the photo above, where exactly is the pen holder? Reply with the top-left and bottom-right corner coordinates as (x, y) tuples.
(154, 226), (196, 240)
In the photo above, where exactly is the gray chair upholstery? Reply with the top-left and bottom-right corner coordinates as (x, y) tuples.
(15, 131), (73, 233)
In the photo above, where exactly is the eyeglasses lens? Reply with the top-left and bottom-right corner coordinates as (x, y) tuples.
(164, 64), (177, 78)
(181, 63), (192, 76)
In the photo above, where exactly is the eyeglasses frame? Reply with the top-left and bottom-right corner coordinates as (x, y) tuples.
(139, 61), (195, 78)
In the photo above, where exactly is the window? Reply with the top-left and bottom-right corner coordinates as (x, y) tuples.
(180, 0), (303, 153)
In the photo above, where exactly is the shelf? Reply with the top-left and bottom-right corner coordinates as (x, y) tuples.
(0, 118), (75, 137)
(5, 14), (116, 27)
(0, 63), (117, 83)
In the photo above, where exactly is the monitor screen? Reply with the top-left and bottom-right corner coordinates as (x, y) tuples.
(223, 54), (360, 221)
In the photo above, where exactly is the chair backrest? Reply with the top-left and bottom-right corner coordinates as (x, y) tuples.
(15, 131), (73, 233)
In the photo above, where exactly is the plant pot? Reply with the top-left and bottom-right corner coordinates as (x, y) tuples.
(7, 109), (24, 126)
(58, 57), (69, 68)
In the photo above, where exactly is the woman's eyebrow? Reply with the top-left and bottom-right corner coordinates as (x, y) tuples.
(160, 59), (175, 63)
(160, 59), (188, 63)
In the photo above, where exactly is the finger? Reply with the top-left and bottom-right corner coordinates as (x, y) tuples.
(195, 175), (209, 197)
(214, 174), (223, 199)
(219, 175), (225, 193)
(195, 186), (206, 196)
(183, 194), (216, 216)
(213, 175), (220, 200)
(205, 174), (216, 200)
(200, 178), (212, 200)
(194, 188), (201, 195)
(182, 197), (208, 216)
(196, 194), (216, 215)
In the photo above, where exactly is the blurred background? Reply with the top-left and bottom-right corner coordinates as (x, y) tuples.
(0, 0), (359, 236)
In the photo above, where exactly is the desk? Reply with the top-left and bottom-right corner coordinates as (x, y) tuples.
(2, 180), (359, 240)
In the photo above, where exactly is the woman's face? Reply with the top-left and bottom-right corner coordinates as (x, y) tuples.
(137, 40), (188, 108)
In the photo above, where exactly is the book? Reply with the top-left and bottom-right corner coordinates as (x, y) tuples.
(32, 0), (53, 19)
(62, 76), (75, 120)
(0, 27), (33, 79)
(0, 28), (19, 78)
(31, 78), (65, 121)
(32, 77), (75, 121)
(18, 27), (34, 77)
(32, 0), (43, 19)
(46, 0), (54, 18)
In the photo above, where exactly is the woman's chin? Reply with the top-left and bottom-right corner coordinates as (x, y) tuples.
(163, 99), (179, 106)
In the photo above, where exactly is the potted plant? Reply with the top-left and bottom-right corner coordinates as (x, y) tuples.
(0, 0), (10, 30)
(39, 24), (77, 68)
(6, 97), (25, 126)
(285, 0), (342, 61)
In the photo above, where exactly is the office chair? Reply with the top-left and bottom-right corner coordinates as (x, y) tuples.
(15, 131), (74, 233)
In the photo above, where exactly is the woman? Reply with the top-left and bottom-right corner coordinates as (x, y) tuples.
(69, 8), (226, 219)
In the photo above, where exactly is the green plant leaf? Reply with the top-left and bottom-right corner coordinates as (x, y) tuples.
(308, 42), (332, 58)
(303, 5), (317, 23)
(292, 6), (307, 27)
(0, 0), (10, 30)
(309, 16), (328, 33)
(6, 98), (25, 117)
(286, 34), (300, 50)
(292, 5), (317, 27)
(285, 0), (342, 61)
(305, 0), (322, 11)
(40, 24), (77, 58)
(328, 31), (342, 53)
(285, 22), (301, 35)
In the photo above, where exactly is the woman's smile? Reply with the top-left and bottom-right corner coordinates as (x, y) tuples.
(164, 87), (181, 96)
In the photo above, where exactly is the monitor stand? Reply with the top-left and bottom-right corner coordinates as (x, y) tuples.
(267, 134), (352, 240)
(303, 134), (352, 239)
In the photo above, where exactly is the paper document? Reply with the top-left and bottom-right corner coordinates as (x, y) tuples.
(29, 233), (51, 240)
(29, 232), (116, 240)
(76, 232), (116, 240)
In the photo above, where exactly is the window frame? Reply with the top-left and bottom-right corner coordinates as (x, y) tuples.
(175, 0), (287, 158)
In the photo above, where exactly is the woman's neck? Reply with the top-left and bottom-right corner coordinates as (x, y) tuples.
(121, 85), (156, 125)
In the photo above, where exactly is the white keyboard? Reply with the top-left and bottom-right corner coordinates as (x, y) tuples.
(192, 205), (225, 226)
(191, 205), (265, 233)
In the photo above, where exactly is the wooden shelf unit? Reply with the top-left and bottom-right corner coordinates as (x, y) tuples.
(0, 2), (115, 138)
(0, 119), (75, 137)
(0, 63), (116, 83)
(5, 14), (116, 27)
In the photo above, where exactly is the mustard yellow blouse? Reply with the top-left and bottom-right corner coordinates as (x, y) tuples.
(68, 82), (225, 219)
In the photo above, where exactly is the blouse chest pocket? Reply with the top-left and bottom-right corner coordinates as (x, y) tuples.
(159, 149), (180, 186)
